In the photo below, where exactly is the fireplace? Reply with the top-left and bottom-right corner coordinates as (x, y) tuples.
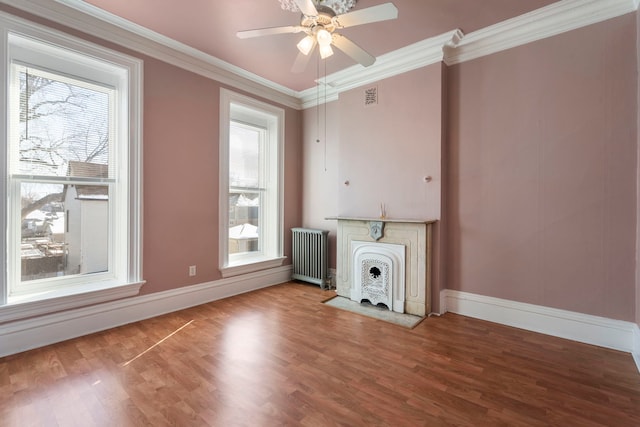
(330, 217), (435, 316)
(351, 241), (405, 313)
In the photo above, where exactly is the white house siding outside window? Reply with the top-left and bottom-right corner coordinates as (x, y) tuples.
(0, 13), (143, 321)
(219, 89), (285, 277)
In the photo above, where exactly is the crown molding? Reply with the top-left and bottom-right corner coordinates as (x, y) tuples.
(445, 0), (639, 65)
(299, 84), (341, 110)
(321, 29), (463, 91)
(0, 0), (303, 109)
(299, 29), (463, 109)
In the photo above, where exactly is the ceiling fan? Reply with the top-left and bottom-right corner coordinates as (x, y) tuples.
(237, 0), (398, 73)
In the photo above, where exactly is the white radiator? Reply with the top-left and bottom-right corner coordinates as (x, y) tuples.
(291, 228), (329, 289)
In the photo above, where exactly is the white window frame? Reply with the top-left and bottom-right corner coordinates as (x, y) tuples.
(0, 12), (143, 322)
(219, 88), (285, 277)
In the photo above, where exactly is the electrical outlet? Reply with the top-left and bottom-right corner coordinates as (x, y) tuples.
(189, 265), (196, 276)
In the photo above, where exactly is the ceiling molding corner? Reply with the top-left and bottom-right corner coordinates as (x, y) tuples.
(321, 29), (463, 91)
(446, 0), (639, 65)
(300, 29), (463, 109)
(299, 86), (340, 109)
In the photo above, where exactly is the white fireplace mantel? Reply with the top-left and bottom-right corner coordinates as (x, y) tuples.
(327, 217), (436, 316)
(326, 216), (435, 224)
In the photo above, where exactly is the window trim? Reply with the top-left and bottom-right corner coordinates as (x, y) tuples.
(219, 88), (285, 277)
(0, 12), (144, 321)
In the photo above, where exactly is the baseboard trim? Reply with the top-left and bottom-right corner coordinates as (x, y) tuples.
(0, 266), (293, 358)
(441, 289), (636, 354)
(633, 324), (640, 373)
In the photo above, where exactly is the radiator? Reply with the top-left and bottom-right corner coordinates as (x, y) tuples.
(291, 228), (329, 289)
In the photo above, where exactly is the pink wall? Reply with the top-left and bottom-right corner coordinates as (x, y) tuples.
(337, 67), (443, 220)
(302, 101), (340, 267)
(142, 59), (221, 293)
(282, 101), (304, 267)
(447, 14), (638, 321)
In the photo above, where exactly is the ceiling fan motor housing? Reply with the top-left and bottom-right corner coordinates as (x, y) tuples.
(301, 5), (337, 32)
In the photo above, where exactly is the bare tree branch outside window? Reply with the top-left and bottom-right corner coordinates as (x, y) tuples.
(19, 69), (110, 219)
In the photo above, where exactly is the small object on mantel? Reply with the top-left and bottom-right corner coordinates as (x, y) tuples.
(369, 221), (384, 241)
(379, 202), (386, 219)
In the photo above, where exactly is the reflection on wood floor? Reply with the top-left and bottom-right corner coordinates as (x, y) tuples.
(1, 281), (639, 426)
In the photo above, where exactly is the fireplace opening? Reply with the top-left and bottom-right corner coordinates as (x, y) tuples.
(351, 241), (405, 313)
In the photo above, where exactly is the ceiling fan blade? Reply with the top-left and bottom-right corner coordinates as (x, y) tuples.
(331, 33), (376, 67)
(334, 3), (398, 29)
(292, 45), (316, 73)
(294, 0), (318, 16)
(237, 26), (304, 39)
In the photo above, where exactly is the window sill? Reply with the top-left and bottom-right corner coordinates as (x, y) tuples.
(220, 256), (287, 278)
(0, 280), (145, 324)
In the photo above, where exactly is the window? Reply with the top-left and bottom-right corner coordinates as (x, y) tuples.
(0, 14), (142, 318)
(219, 89), (284, 277)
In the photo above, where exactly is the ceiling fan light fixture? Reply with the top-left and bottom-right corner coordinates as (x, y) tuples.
(316, 28), (333, 47)
(297, 35), (315, 55)
(240, 1), (398, 70)
(319, 43), (334, 59)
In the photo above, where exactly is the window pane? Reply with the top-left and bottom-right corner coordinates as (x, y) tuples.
(228, 191), (260, 255)
(20, 182), (109, 282)
(229, 122), (260, 188)
(14, 65), (112, 178)
(229, 121), (263, 256)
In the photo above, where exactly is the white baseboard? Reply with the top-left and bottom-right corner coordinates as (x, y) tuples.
(0, 265), (292, 358)
(441, 289), (637, 354)
(633, 324), (640, 374)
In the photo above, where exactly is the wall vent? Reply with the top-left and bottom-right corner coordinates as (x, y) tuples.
(364, 86), (378, 107)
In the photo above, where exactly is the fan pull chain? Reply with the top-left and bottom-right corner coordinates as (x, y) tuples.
(314, 55), (328, 172)
(316, 54), (320, 145)
(323, 59), (327, 172)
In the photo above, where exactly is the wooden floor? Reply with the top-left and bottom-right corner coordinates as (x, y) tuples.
(1, 282), (639, 426)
